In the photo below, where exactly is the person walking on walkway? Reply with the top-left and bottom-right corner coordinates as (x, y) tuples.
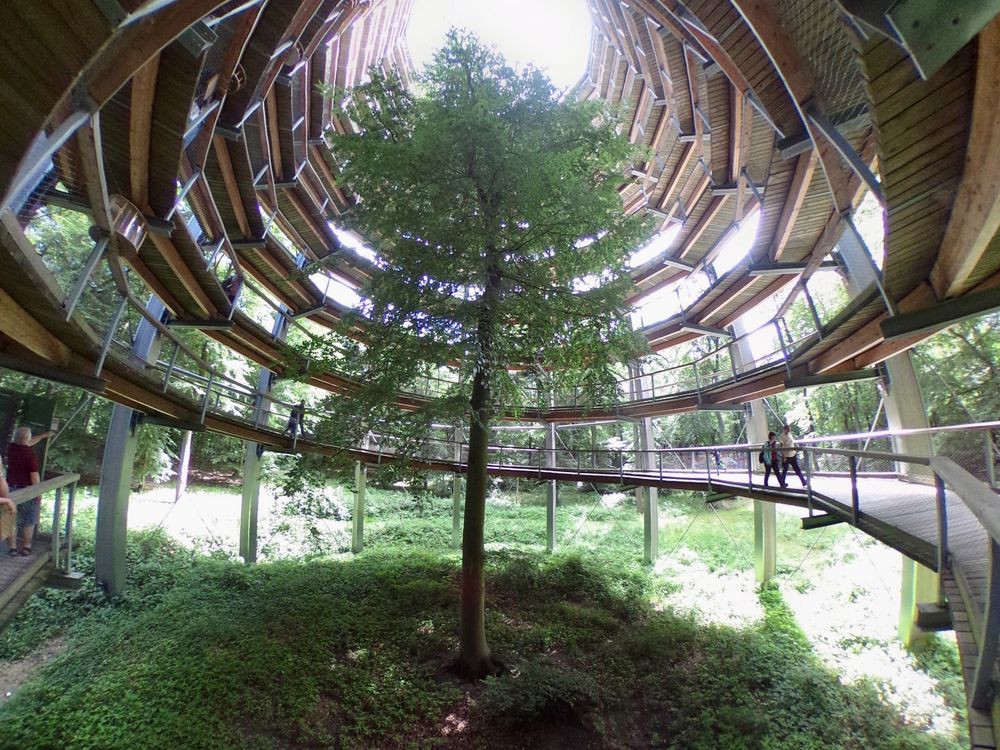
(284, 401), (306, 440)
(779, 423), (807, 487)
(761, 431), (785, 488)
(7, 426), (53, 556)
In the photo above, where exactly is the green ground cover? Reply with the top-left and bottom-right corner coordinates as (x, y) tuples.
(0, 482), (967, 749)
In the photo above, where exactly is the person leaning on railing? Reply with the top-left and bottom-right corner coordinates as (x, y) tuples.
(7, 427), (54, 557)
(0, 457), (16, 556)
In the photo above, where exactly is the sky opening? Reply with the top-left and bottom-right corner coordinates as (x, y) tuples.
(406, 0), (593, 92)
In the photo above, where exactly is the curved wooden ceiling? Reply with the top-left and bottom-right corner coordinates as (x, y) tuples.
(0, 0), (998, 385)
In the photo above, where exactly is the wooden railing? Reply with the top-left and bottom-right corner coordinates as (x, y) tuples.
(930, 457), (1000, 710)
(8, 472), (81, 575)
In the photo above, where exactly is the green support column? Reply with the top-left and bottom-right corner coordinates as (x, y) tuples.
(545, 422), (557, 552)
(240, 311), (288, 564)
(239, 445), (262, 563)
(754, 500), (777, 582)
(94, 406), (141, 596)
(352, 461), (366, 553)
(451, 434), (462, 549)
(899, 556), (939, 646)
(451, 474), (462, 549)
(643, 484), (659, 563)
(95, 298), (163, 596)
(731, 320), (776, 584)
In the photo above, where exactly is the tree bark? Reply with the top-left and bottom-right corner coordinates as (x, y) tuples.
(457, 362), (496, 678)
(456, 258), (502, 679)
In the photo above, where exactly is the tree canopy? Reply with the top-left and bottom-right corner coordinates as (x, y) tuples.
(302, 32), (649, 676)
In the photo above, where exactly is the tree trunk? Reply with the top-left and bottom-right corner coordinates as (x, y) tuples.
(457, 363), (497, 678)
(456, 255), (502, 679)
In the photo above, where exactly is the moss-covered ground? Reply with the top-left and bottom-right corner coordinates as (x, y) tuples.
(0, 482), (967, 749)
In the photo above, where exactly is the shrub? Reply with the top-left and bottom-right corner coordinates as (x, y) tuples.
(479, 660), (601, 726)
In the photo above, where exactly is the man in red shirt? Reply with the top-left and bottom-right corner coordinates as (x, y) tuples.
(7, 426), (53, 556)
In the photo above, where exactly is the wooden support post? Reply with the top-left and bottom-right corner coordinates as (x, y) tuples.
(352, 461), (366, 554)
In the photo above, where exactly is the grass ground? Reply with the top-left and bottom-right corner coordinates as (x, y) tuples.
(0, 480), (968, 749)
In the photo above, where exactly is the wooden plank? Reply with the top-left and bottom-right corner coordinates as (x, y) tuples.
(730, 0), (854, 213)
(212, 135), (252, 238)
(656, 141), (695, 210)
(129, 53), (159, 210)
(676, 194), (729, 261)
(147, 233), (217, 318)
(0, 287), (72, 366)
(769, 149), (817, 261)
(930, 17), (1000, 298)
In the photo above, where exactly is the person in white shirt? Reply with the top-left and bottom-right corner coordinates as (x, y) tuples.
(779, 424), (806, 487)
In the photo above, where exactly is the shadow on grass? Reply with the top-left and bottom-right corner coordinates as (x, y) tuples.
(0, 531), (964, 750)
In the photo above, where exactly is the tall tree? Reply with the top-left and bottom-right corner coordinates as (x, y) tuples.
(308, 32), (647, 677)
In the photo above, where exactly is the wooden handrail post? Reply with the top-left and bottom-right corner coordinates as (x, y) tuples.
(51, 487), (62, 568)
(64, 482), (76, 573)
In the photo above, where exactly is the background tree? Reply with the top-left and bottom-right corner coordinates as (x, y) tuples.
(306, 32), (648, 677)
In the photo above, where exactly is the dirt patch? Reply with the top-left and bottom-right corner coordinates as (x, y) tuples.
(0, 637), (65, 701)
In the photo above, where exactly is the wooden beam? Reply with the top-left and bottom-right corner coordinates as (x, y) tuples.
(730, 0), (854, 213)
(147, 233), (217, 317)
(282, 186), (333, 253)
(266, 86), (284, 182)
(729, 83), (744, 185)
(676, 195), (729, 261)
(626, 269), (687, 304)
(0, 287), (72, 366)
(656, 142), (695, 210)
(697, 274), (757, 322)
(118, 250), (185, 315)
(75, 118), (114, 234)
(237, 253), (301, 310)
(717, 275), (797, 327)
(253, 246), (313, 304)
(682, 42), (704, 155)
(930, 17), (1000, 298)
(810, 283), (937, 373)
(769, 150), (818, 261)
(129, 53), (160, 210)
(212, 135), (252, 237)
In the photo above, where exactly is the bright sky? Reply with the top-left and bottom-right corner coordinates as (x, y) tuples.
(406, 0), (593, 91)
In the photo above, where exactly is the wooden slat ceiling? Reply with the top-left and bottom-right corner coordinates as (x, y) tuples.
(0, 0), (997, 390)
